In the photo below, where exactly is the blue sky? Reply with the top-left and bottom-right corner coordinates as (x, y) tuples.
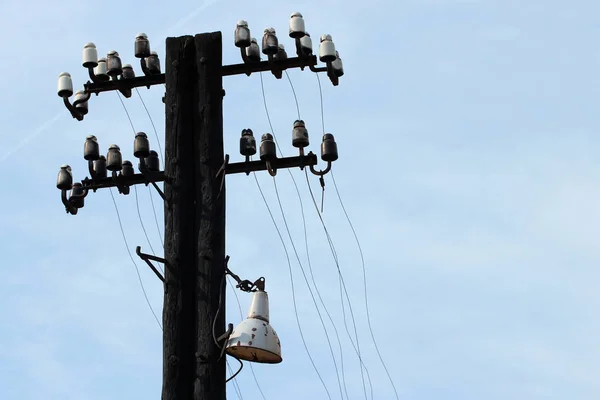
(1, 0), (600, 399)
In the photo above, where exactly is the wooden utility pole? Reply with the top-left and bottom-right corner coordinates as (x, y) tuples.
(58, 20), (342, 400)
(163, 32), (226, 400)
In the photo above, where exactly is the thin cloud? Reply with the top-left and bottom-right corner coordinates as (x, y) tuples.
(159, 0), (224, 38)
(0, 112), (63, 165)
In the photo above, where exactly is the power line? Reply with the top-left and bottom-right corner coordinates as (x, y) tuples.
(116, 92), (136, 134)
(312, 73), (369, 397)
(133, 185), (162, 273)
(282, 71), (350, 399)
(315, 72), (398, 400)
(135, 87), (164, 166)
(259, 72), (343, 398)
(316, 73), (326, 138)
(305, 169), (372, 400)
(252, 172), (332, 400)
(284, 71), (301, 120)
(109, 188), (162, 330)
(332, 169), (399, 399)
(272, 177), (345, 399)
(118, 92), (164, 254)
(227, 361), (244, 399)
(148, 185), (164, 248)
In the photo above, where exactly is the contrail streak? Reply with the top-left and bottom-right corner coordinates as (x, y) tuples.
(1, 0), (223, 166)
(159, 0), (223, 38)
(0, 112), (63, 165)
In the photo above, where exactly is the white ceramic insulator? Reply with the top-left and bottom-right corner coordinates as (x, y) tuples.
(82, 42), (98, 67)
(332, 55), (343, 72)
(289, 13), (306, 37)
(300, 34), (312, 52)
(319, 37), (336, 62)
(247, 40), (260, 59)
(74, 90), (88, 108)
(57, 72), (73, 97)
(95, 59), (108, 76)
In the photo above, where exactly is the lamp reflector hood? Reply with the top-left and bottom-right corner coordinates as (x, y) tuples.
(225, 291), (282, 364)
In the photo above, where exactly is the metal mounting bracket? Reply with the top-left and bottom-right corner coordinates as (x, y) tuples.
(135, 246), (171, 282)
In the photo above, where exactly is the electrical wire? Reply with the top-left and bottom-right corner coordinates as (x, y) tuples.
(272, 178), (345, 399)
(116, 92), (136, 134)
(332, 169), (399, 399)
(148, 185), (164, 248)
(316, 73), (326, 138)
(284, 70), (350, 400)
(117, 92), (165, 253)
(252, 171), (332, 400)
(134, 185), (162, 273)
(305, 171), (372, 400)
(109, 188), (162, 330)
(259, 72), (343, 399)
(315, 73), (399, 399)
(301, 211), (350, 400)
(284, 71), (301, 120)
(311, 73), (372, 399)
(227, 361), (244, 399)
(228, 277), (268, 400)
(213, 272), (247, 395)
(135, 87), (164, 166)
(226, 355), (244, 383)
(212, 271), (227, 349)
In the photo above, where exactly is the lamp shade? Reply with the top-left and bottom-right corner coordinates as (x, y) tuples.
(225, 291), (282, 364)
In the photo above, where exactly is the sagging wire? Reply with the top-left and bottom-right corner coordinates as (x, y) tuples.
(312, 73), (371, 400)
(134, 87), (164, 166)
(134, 185), (162, 273)
(259, 71), (342, 399)
(109, 188), (162, 330)
(116, 92), (136, 134)
(118, 92), (165, 253)
(212, 260), (246, 389)
(227, 356), (244, 384)
(134, 88), (165, 247)
(332, 169), (399, 399)
(117, 92), (164, 253)
(212, 271), (228, 350)
(284, 71), (301, 120)
(315, 73), (399, 400)
(227, 361), (244, 399)
(228, 276), (268, 400)
(148, 185), (164, 248)
(305, 171), (372, 400)
(272, 178), (346, 399)
(252, 171), (332, 400)
(285, 70), (351, 400)
(285, 70), (349, 399)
